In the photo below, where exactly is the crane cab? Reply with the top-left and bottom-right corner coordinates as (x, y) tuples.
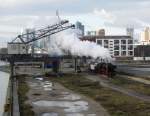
(7, 43), (28, 55)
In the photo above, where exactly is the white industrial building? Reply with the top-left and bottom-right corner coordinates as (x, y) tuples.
(81, 35), (134, 60)
(96, 36), (134, 57)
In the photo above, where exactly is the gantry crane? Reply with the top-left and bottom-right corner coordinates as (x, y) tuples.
(8, 20), (75, 55)
(7, 19), (75, 76)
(12, 20), (74, 44)
(7, 19), (75, 116)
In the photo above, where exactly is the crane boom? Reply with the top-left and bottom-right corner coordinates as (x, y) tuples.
(12, 20), (75, 44)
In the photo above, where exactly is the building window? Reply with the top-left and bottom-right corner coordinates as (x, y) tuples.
(121, 40), (126, 44)
(121, 51), (126, 56)
(114, 40), (119, 44)
(114, 51), (119, 56)
(121, 45), (126, 50)
(114, 45), (119, 50)
(104, 40), (108, 45)
(109, 46), (113, 48)
(11, 45), (17, 50)
(128, 51), (133, 56)
(104, 45), (108, 48)
(97, 40), (102, 45)
(128, 40), (133, 44)
(128, 45), (133, 50)
(22, 46), (26, 49)
(110, 53), (114, 56)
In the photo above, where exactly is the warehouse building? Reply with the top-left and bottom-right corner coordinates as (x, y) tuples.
(134, 45), (150, 61)
(81, 35), (134, 60)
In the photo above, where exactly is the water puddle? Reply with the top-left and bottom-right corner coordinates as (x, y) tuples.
(42, 112), (58, 116)
(43, 85), (52, 88)
(41, 81), (53, 91)
(66, 113), (84, 116)
(61, 94), (81, 100)
(45, 81), (52, 84)
(66, 113), (96, 116)
(61, 92), (70, 95)
(87, 114), (96, 116)
(33, 100), (88, 113)
(28, 82), (38, 87)
(44, 88), (52, 91)
(36, 77), (43, 81)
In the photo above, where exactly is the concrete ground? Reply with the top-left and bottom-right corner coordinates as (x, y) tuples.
(25, 76), (110, 116)
(116, 64), (150, 78)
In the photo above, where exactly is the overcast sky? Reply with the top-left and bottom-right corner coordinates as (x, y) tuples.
(0, 0), (150, 47)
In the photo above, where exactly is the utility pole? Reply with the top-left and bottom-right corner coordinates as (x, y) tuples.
(142, 41), (145, 61)
(9, 55), (14, 116)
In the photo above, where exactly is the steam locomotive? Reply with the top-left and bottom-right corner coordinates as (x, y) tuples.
(89, 61), (116, 77)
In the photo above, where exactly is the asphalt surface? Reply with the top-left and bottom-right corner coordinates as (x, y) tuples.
(116, 64), (150, 78)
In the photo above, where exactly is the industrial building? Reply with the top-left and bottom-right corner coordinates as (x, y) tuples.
(87, 29), (105, 36)
(87, 31), (97, 36)
(126, 27), (134, 38)
(97, 29), (105, 36)
(75, 21), (85, 36)
(134, 45), (150, 61)
(141, 27), (150, 45)
(0, 48), (8, 54)
(81, 35), (134, 60)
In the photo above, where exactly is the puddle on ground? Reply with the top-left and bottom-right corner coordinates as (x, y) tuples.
(61, 92), (70, 95)
(42, 113), (58, 116)
(36, 78), (43, 81)
(66, 113), (96, 116)
(49, 92), (62, 97)
(40, 81), (53, 91)
(28, 82), (39, 87)
(87, 114), (96, 116)
(60, 94), (81, 100)
(44, 88), (52, 91)
(45, 81), (52, 84)
(66, 113), (84, 116)
(33, 100), (88, 113)
(43, 85), (52, 88)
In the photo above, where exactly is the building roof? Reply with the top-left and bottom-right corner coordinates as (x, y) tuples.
(8, 42), (25, 44)
(80, 35), (132, 41)
(80, 36), (97, 42)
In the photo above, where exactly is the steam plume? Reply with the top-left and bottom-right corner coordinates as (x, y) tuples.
(47, 30), (111, 60)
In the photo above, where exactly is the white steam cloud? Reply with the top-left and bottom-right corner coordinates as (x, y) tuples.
(47, 30), (111, 60)
(47, 30), (111, 59)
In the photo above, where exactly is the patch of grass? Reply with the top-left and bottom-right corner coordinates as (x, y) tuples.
(111, 75), (150, 96)
(48, 74), (150, 116)
(17, 77), (35, 116)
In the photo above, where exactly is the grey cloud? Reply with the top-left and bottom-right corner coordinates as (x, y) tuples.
(0, 0), (150, 46)
(103, 6), (150, 28)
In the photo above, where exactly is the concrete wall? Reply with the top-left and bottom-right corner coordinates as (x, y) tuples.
(14, 62), (44, 76)
(134, 57), (150, 61)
